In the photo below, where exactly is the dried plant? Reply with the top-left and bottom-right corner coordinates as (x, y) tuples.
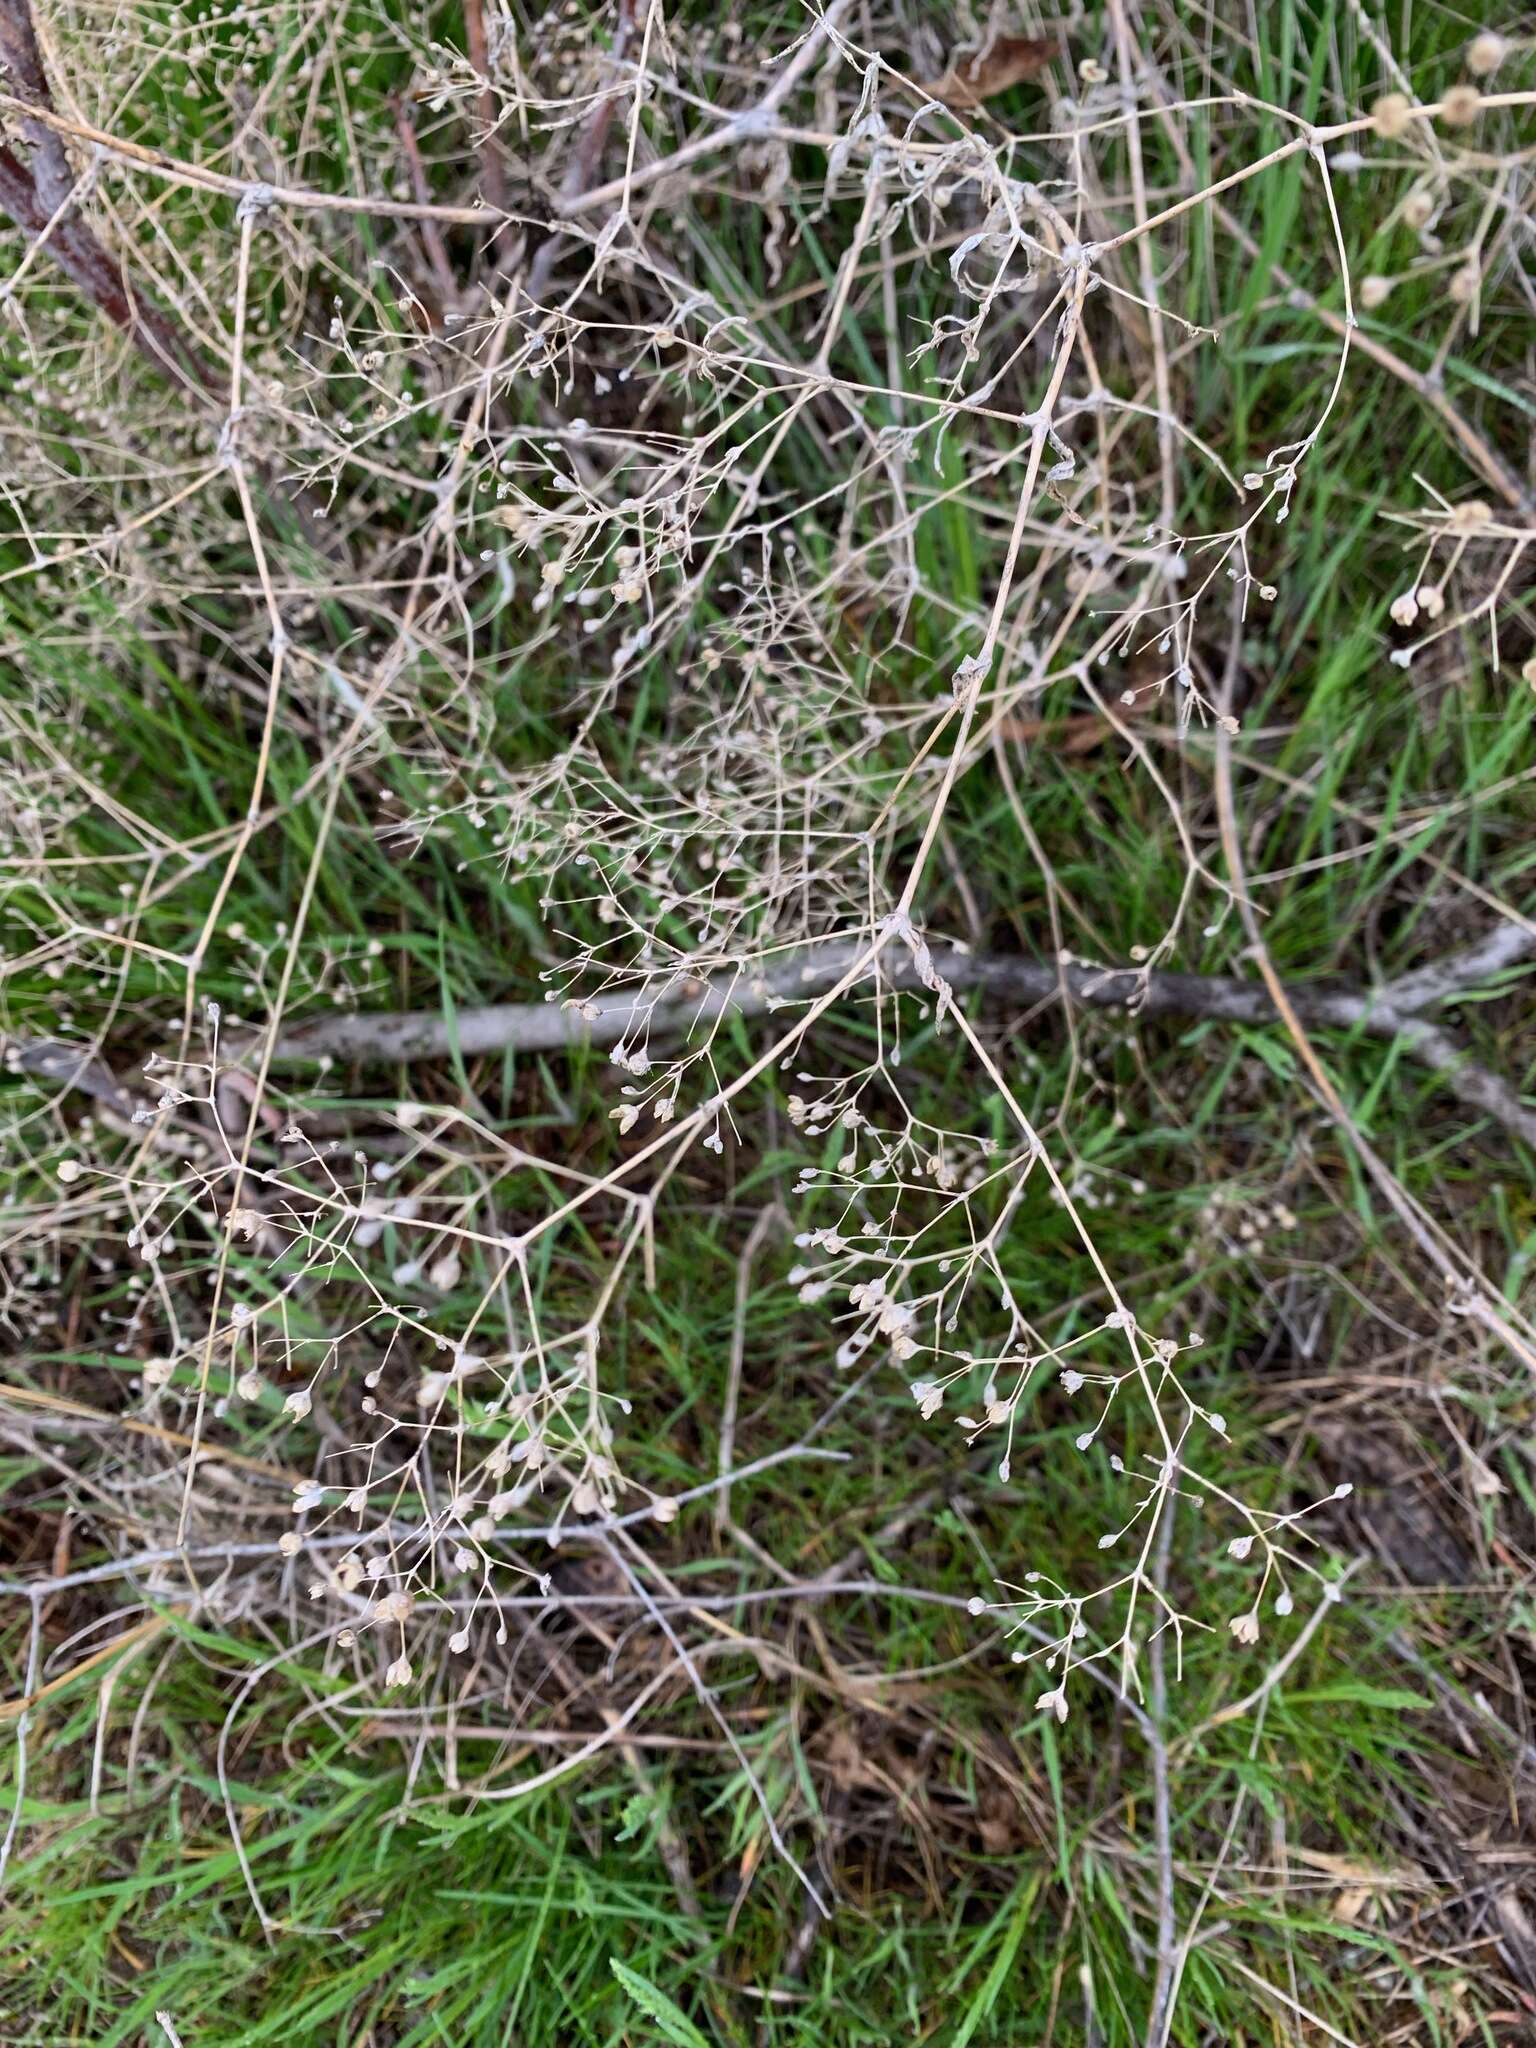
(3, 0), (1534, 1929)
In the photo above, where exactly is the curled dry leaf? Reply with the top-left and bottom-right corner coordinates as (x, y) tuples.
(920, 35), (1057, 111)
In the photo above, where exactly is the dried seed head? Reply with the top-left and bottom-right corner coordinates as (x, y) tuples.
(1357, 274), (1393, 311)
(1370, 92), (1413, 139)
(1439, 83), (1482, 126)
(1449, 498), (1493, 531)
(1465, 34), (1506, 77)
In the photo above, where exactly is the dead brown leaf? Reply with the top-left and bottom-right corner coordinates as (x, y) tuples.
(1288, 1845), (1428, 1925)
(920, 36), (1057, 111)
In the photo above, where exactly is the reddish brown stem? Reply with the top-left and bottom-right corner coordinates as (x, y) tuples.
(462, 0), (509, 215)
(0, 140), (216, 395)
(525, 0), (638, 301)
(392, 94), (458, 304)
(0, 0), (218, 398)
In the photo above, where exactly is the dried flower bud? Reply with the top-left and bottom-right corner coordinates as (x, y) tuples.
(1439, 83), (1481, 126)
(1450, 498), (1492, 531)
(1370, 92), (1413, 139)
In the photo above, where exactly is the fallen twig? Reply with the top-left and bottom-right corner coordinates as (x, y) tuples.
(231, 924), (1536, 1145)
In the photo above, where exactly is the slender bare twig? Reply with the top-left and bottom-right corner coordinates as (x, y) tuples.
(716, 1203), (784, 1537)
(606, 1528), (828, 1916)
(0, 1593), (40, 1896)
(1144, 1484), (1179, 2048)
(1211, 604), (1536, 1373)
